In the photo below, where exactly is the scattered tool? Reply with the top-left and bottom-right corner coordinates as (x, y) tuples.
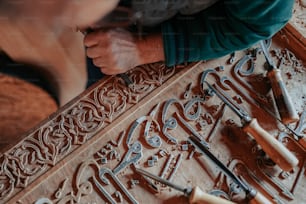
(232, 55), (301, 138)
(228, 52), (236, 64)
(291, 110), (306, 149)
(260, 40), (299, 124)
(135, 168), (236, 204)
(188, 136), (273, 204)
(204, 81), (298, 172)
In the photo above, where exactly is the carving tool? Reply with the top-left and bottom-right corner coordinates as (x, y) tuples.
(260, 40), (299, 124)
(206, 103), (226, 142)
(188, 136), (273, 204)
(205, 81), (298, 172)
(256, 159), (295, 200)
(231, 43), (300, 138)
(135, 168), (236, 204)
(95, 167), (139, 204)
(292, 110), (306, 149)
(113, 141), (143, 175)
(228, 52), (236, 64)
(221, 74), (302, 144)
(228, 159), (286, 204)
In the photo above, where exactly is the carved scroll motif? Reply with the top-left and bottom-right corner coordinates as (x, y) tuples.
(34, 159), (138, 204)
(126, 103), (162, 148)
(273, 48), (305, 73)
(0, 63), (177, 202)
(30, 74), (229, 203)
(3, 45), (305, 203)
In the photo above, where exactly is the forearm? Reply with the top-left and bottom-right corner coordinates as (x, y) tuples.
(162, 0), (294, 66)
(137, 33), (165, 66)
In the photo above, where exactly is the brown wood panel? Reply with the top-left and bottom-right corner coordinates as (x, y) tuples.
(0, 2), (305, 203)
(0, 37), (305, 204)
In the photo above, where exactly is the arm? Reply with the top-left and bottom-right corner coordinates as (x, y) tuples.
(84, 28), (164, 75)
(162, 0), (294, 66)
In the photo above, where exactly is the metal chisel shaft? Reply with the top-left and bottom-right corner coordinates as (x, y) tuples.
(189, 136), (273, 204)
(260, 40), (299, 124)
(205, 82), (299, 171)
(135, 168), (236, 204)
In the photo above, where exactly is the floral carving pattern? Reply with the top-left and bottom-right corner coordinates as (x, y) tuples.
(0, 63), (177, 202)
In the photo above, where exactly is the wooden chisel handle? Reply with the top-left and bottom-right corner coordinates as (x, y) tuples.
(249, 190), (273, 204)
(267, 69), (299, 124)
(243, 118), (299, 171)
(298, 137), (306, 149)
(189, 186), (236, 204)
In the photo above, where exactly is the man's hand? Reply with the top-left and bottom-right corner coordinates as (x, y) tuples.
(84, 28), (165, 75)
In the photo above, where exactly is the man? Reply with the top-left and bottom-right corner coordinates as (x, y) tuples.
(83, 0), (294, 78)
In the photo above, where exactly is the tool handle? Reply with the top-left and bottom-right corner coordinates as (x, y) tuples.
(243, 118), (299, 171)
(298, 137), (306, 149)
(189, 186), (236, 204)
(267, 69), (299, 124)
(249, 191), (273, 204)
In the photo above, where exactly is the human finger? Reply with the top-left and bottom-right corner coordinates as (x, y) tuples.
(84, 30), (107, 47)
(86, 44), (106, 58)
(92, 57), (108, 68)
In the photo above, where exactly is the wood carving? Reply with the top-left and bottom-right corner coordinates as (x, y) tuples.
(1, 26), (306, 204)
(0, 63), (178, 203)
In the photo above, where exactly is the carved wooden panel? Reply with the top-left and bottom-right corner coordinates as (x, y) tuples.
(276, 0), (306, 62)
(0, 36), (305, 204)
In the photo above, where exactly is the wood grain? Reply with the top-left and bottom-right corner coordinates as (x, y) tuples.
(0, 40), (305, 204)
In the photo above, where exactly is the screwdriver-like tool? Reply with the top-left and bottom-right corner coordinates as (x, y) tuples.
(188, 136), (273, 204)
(260, 40), (299, 124)
(135, 168), (236, 204)
(205, 81), (298, 172)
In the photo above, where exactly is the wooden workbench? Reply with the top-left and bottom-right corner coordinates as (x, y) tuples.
(0, 1), (305, 203)
(0, 33), (305, 204)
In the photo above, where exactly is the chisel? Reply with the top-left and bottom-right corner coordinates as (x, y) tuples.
(188, 136), (273, 204)
(135, 168), (236, 204)
(205, 81), (298, 171)
(260, 40), (299, 124)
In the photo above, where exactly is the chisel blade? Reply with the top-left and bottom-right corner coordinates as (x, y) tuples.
(188, 136), (251, 194)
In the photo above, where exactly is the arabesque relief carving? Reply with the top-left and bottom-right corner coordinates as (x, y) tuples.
(1, 36), (305, 203)
(0, 63), (177, 203)
(21, 45), (305, 204)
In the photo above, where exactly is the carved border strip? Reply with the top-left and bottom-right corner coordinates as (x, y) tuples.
(0, 62), (188, 203)
(276, 23), (306, 62)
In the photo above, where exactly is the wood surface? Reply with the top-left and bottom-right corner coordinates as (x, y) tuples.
(0, 1), (305, 203)
(0, 38), (305, 204)
(275, 0), (306, 61)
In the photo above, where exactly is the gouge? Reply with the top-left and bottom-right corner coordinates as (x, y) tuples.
(188, 136), (273, 204)
(205, 82), (298, 172)
(260, 40), (299, 124)
(135, 168), (236, 204)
